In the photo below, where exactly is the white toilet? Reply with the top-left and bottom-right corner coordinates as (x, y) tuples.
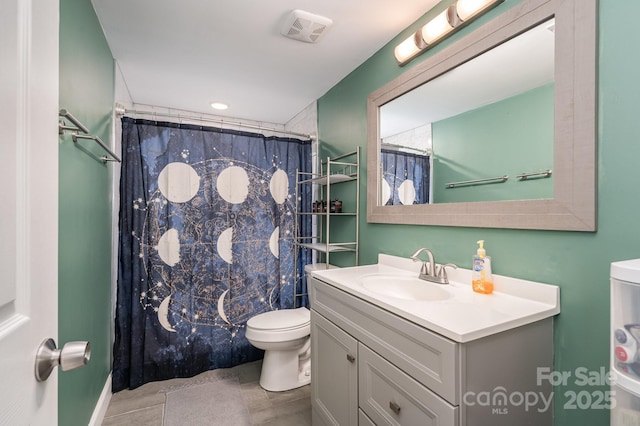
(245, 307), (311, 392)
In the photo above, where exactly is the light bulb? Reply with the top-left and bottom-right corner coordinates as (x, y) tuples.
(394, 32), (423, 64)
(456, 0), (496, 21)
(421, 9), (454, 44)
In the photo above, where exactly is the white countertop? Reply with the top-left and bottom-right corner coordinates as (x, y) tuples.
(310, 254), (560, 343)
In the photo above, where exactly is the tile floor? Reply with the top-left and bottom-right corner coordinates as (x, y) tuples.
(101, 360), (311, 425)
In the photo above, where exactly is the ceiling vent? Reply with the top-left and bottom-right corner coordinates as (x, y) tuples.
(280, 10), (333, 43)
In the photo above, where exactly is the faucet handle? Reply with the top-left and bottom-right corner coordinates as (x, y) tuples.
(438, 263), (457, 280)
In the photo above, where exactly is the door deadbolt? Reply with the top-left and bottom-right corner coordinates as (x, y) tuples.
(35, 338), (91, 382)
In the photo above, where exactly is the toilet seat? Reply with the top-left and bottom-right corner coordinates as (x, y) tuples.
(247, 307), (310, 331)
(246, 307), (310, 343)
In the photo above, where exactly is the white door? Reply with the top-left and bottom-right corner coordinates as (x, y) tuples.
(0, 0), (59, 424)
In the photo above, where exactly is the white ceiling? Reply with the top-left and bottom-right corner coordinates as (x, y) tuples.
(91, 0), (440, 124)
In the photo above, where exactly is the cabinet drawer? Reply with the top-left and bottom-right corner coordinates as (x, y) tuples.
(359, 344), (458, 426)
(359, 409), (376, 426)
(310, 277), (459, 403)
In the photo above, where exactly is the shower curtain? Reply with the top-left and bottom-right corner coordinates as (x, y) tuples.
(113, 118), (312, 391)
(381, 149), (430, 205)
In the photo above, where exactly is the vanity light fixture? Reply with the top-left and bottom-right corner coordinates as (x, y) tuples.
(394, 0), (504, 65)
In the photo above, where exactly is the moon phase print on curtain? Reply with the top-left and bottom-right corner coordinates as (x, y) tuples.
(380, 149), (430, 205)
(113, 118), (312, 391)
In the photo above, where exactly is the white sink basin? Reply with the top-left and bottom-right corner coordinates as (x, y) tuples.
(359, 275), (452, 301)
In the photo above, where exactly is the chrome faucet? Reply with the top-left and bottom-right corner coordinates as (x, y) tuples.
(411, 248), (435, 277)
(410, 248), (457, 285)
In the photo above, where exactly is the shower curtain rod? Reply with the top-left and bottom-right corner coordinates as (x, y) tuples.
(118, 107), (314, 140)
(380, 142), (430, 155)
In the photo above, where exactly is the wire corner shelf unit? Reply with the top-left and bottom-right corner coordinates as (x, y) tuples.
(293, 147), (360, 307)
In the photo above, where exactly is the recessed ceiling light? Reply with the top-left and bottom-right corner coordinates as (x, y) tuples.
(211, 102), (228, 110)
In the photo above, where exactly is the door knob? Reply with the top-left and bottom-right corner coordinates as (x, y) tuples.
(34, 338), (91, 382)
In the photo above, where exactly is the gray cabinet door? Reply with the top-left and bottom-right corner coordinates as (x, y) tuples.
(311, 310), (358, 426)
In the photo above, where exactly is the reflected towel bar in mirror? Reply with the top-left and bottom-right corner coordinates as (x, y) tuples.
(516, 169), (552, 181)
(446, 175), (508, 189)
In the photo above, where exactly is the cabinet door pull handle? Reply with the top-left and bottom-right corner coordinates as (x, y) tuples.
(389, 401), (401, 415)
(346, 354), (355, 363)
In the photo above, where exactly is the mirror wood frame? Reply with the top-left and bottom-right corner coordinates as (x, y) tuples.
(366, 0), (597, 231)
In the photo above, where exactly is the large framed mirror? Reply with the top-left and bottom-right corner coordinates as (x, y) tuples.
(366, 0), (597, 231)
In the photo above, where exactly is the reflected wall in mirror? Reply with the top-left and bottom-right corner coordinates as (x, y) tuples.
(380, 19), (555, 205)
(367, 0), (596, 231)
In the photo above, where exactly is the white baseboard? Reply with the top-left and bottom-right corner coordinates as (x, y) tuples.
(88, 372), (112, 426)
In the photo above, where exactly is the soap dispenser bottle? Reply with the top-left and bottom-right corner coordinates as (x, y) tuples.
(472, 240), (494, 294)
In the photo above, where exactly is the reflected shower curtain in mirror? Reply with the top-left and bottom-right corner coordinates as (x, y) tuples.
(381, 149), (430, 205)
(113, 118), (312, 391)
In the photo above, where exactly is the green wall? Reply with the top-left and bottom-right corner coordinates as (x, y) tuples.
(318, 0), (639, 424)
(433, 84), (553, 203)
(59, 0), (114, 424)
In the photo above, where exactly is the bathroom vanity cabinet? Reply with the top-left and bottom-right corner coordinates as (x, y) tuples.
(309, 276), (554, 426)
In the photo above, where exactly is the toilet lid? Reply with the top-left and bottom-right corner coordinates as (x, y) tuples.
(247, 307), (310, 331)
